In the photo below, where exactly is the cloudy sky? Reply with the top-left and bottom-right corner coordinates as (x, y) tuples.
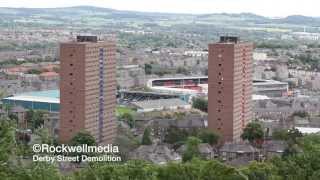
(0, 0), (318, 17)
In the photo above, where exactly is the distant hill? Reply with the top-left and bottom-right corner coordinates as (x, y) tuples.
(278, 15), (320, 25)
(0, 6), (183, 18)
(197, 13), (267, 20)
(0, 6), (319, 27)
(195, 12), (270, 24)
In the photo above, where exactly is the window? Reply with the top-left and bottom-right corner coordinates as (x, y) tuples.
(70, 64), (73, 66)
(69, 73), (73, 76)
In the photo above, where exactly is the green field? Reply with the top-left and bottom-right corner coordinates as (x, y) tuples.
(116, 106), (136, 117)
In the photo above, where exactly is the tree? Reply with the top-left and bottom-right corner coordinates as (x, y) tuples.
(292, 111), (310, 118)
(73, 160), (157, 180)
(144, 63), (153, 75)
(197, 129), (219, 146)
(26, 69), (42, 75)
(192, 98), (208, 112)
(182, 137), (202, 162)
(0, 118), (16, 179)
(14, 162), (62, 180)
(268, 134), (320, 179)
(242, 161), (280, 180)
(34, 128), (54, 145)
(173, 112), (186, 120)
(121, 112), (135, 128)
(176, 67), (189, 75)
(272, 128), (302, 144)
(164, 126), (189, 145)
(157, 161), (200, 180)
(286, 128), (303, 144)
(272, 129), (289, 140)
(282, 144), (301, 158)
(70, 131), (96, 146)
(0, 118), (15, 162)
(199, 160), (247, 180)
(141, 128), (152, 145)
(281, 128), (303, 158)
(70, 131), (96, 163)
(241, 122), (264, 145)
(26, 110), (46, 131)
(2, 104), (12, 116)
(52, 67), (59, 73)
(156, 159), (248, 180)
(8, 113), (19, 124)
(157, 159), (247, 180)
(299, 134), (320, 152)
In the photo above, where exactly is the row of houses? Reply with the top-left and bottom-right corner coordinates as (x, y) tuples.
(130, 140), (288, 166)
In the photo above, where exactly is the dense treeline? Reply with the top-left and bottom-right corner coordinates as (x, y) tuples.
(256, 41), (297, 49)
(1, 117), (320, 180)
(293, 54), (320, 70)
(0, 41), (56, 52)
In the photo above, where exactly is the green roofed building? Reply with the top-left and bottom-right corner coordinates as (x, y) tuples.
(2, 90), (60, 112)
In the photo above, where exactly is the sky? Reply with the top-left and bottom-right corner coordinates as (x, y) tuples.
(0, 0), (318, 17)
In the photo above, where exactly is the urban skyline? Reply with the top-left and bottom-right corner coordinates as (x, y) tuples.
(0, 3), (320, 177)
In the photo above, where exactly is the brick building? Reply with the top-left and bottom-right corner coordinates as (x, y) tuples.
(208, 36), (253, 142)
(59, 36), (117, 144)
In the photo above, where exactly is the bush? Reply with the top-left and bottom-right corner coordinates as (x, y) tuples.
(197, 129), (219, 146)
(141, 128), (152, 145)
(192, 98), (208, 112)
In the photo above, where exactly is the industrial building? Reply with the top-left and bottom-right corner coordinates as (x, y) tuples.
(2, 90), (59, 112)
(131, 98), (191, 113)
(253, 79), (289, 97)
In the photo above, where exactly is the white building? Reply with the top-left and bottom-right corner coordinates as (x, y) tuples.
(131, 98), (192, 113)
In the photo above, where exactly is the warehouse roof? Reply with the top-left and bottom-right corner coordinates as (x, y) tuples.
(3, 90), (59, 104)
(296, 127), (320, 134)
(4, 95), (59, 104)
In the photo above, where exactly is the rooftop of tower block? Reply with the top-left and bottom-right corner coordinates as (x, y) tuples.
(76, 36), (98, 43)
(219, 36), (239, 43)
